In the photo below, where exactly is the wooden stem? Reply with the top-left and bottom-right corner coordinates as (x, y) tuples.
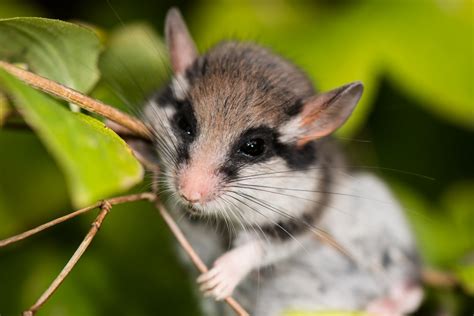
(22, 201), (113, 316)
(17, 193), (155, 315)
(0, 193), (155, 248)
(156, 201), (250, 316)
(0, 61), (151, 140)
(0, 59), (249, 316)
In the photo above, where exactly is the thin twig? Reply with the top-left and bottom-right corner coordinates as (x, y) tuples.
(0, 192), (155, 248)
(20, 192), (155, 316)
(156, 201), (250, 316)
(421, 267), (459, 288)
(105, 119), (147, 139)
(312, 229), (356, 262)
(0, 58), (250, 315)
(0, 61), (151, 140)
(2, 191), (248, 315)
(312, 229), (388, 283)
(0, 203), (98, 248)
(22, 201), (112, 316)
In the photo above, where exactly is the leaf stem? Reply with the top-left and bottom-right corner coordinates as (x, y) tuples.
(22, 201), (112, 316)
(0, 192), (154, 248)
(156, 201), (249, 316)
(0, 61), (151, 139)
(1, 191), (249, 316)
(18, 193), (155, 316)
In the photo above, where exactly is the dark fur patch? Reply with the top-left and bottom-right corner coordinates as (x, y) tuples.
(150, 94), (197, 165)
(231, 126), (278, 162)
(284, 98), (304, 116)
(382, 249), (392, 268)
(261, 213), (313, 239)
(274, 140), (318, 170)
(221, 125), (318, 180)
(174, 103), (198, 158)
(258, 160), (331, 241)
(176, 142), (191, 164)
(220, 126), (277, 180)
(185, 55), (210, 84)
(154, 85), (175, 108)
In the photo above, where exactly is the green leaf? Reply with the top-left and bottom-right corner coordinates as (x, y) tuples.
(0, 17), (101, 93)
(0, 91), (11, 125)
(0, 18), (143, 206)
(380, 1), (474, 130)
(0, 69), (143, 207)
(189, 1), (382, 136)
(455, 264), (474, 295)
(443, 182), (474, 295)
(191, 0), (473, 134)
(0, 130), (70, 236)
(391, 181), (474, 268)
(441, 182), (474, 253)
(92, 23), (169, 111)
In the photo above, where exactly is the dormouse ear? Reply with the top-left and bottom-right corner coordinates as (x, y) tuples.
(165, 7), (198, 75)
(297, 81), (363, 146)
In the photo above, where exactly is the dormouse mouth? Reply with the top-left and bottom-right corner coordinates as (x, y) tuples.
(177, 192), (203, 210)
(177, 184), (219, 205)
(181, 200), (205, 217)
(187, 207), (201, 216)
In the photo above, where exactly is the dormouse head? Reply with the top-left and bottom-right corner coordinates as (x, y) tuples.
(144, 8), (363, 225)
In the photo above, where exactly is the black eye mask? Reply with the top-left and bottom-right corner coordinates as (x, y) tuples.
(220, 125), (318, 180)
(171, 100), (198, 142)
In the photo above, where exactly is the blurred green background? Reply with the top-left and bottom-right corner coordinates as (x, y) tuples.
(0, 0), (473, 315)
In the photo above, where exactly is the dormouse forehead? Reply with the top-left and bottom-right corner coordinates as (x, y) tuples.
(190, 80), (286, 129)
(181, 43), (315, 130)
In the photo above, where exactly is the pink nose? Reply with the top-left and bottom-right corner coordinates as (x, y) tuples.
(178, 165), (219, 204)
(180, 189), (204, 203)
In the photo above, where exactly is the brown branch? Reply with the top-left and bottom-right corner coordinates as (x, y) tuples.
(1, 191), (248, 315)
(105, 119), (147, 139)
(0, 61), (151, 140)
(0, 60), (248, 315)
(20, 192), (155, 316)
(0, 203), (98, 248)
(421, 267), (459, 288)
(0, 192), (154, 248)
(156, 201), (250, 316)
(22, 201), (112, 316)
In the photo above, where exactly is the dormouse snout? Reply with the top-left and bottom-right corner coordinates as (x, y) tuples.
(178, 163), (221, 204)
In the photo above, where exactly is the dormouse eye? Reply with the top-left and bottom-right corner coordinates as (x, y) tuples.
(176, 114), (194, 138)
(239, 138), (266, 157)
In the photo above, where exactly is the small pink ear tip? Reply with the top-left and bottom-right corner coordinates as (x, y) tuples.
(166, 7), (182, 20)
(349, 81), (364, 92)
(344, 81), (364, 100)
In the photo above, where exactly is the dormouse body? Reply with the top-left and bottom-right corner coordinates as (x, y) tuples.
(142, 8), (423, 316)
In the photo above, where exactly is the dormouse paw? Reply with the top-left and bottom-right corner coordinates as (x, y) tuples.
(367, 298), (403, 316)
(366, 282), (423, 316)
(197, 250), (252, 301)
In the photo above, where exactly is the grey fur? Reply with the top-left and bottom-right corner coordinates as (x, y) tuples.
(140, 8), (422, 316)
(177, 172), (420, 316)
